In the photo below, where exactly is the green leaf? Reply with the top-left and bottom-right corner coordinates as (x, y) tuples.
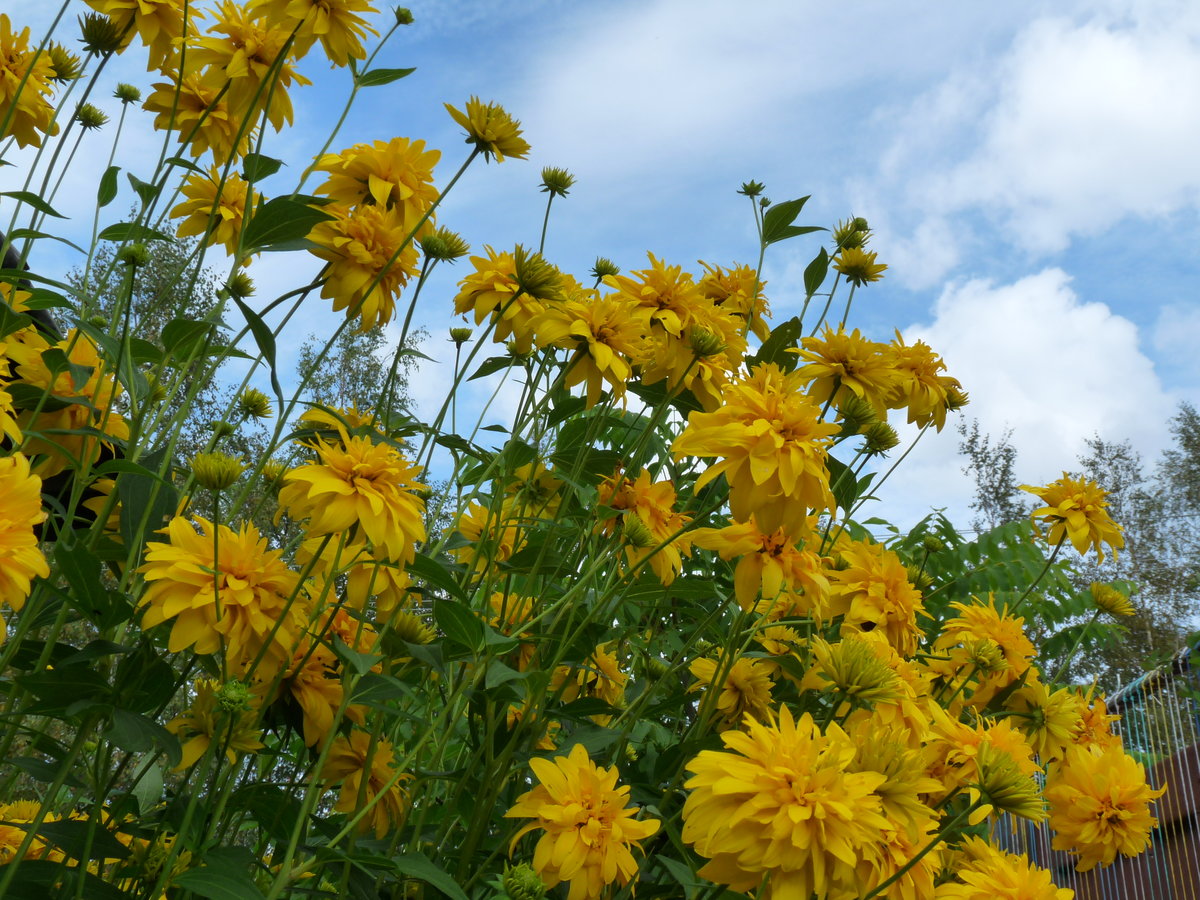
(97, 221), (175, 243)
(7, 227), (86, 255)
(485, 658), (525, 690)
(41, 346), (94, 391)
(231, 785), (305, 843)
(1, 190), (65, 219)
(0, 303), (32, 338)
(803, 247), (829, 295)
(126, 172), (160, 206)
(241, 195), (333, 253)
(56, 640), (131, 667)
(116, 449), (178, 552)
(408, 552), (465, 602)
(357, 66), (417, 87)
(97, 165), (120, 207)
(3, 860), (127, 900)
(747, 315), (801, 372)
(232, 294), (283, 407)
(161, 317), (215, 359)
(392, 853), (469, 900)
(350, 672), (410, 707)
(37, 818), (131, 860)
(104, 708), (181, 765)
(113, 641), (178, 713)
(242, 152), (283, 183)
(16, 665), (110, 717)
(433, 597), (485, 653)
(469, 354), (516, 381)
(10, 757), (86, 789)
(55, 540), (126, 627)
(131, 760), (164, 814)
(174, 848), (266, 900)
(332, 636), (382, 676)
(760, 195), (809, 244)
(165, 155), (203, 173)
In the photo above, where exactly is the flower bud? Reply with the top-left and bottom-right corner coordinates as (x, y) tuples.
(114, 82), (141, 103)
(539, 166), (575, 197)
(836, 395), (877, 435)
(420, 227), (470, 262)
(226, 271), (255, 300)
(78, 13), (126, 54)
(191, 451), (245, 490)
(216, 679), (254, 713)
(75, 102), (109, 130)
(117, 242), (149, 266)
(48, 45), (82, 82)
(236, 387), (272, 419)
(737, 180), (765, 197)
(921, 534), (945, 553)
(688, 326), (725, 359)
(501, 863), (546, 900)
(862, 421), (899, 456)
(589, 257), (620, 280)
(394, 7), (414, 25)
(449, 327), (473, 345)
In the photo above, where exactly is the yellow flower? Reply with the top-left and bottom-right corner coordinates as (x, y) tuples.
(188, 1), (311, 132)
(672, 363), (839, 536)
(321, 730), (410, 839)
(144, 71), (249, 164)
(688, 655), (774, 731)
(826, 538), (926, 658)
(596, 469), (692, 586)
(794, 326), (902, 421)
(551, 644), (627, 725)
(928, 595), (1037, 708)
(279, 432), (427, 565)
(1089, 581), (1134, 617)
(278, 641), (351, 746)
(682, 706), (891, 899)
(504, 461), (564, 519)
(1045, 744), (1164, 871)
(299, 536), (412, 621)
(934, 836), (1074, 899)
(84, 0), (199, 71)
(809, 635), (903, 707)
(445, 96), (531, 161)
(833, 246), (887, 286)
(0, 800), (58, 864)
(697, 261), (770, 340)
(605, 253), (704, 338)
(1008, 679), (1086, 763)
(533, 291), (650, 408)
(0, 453), (49, 615)
(313, 137), (440, 217)
(166, 678), (263, 770)
(453, 245), (561, 354)
(886, 333), (963, 431)
(171, 167), (256, 256)
(0, 15), (59, 148)
(505, 743), (660, 900)
(692, 516), (828, 611)
(8, 329), (130, 477)
(138, 517), (305, 673)
(450, 499), (524, 576)
(1022, 474), (1125, 560)
(1073, 686), (1121, 751)
(248, 0), (378, 67)
(309, 203), (423, 331)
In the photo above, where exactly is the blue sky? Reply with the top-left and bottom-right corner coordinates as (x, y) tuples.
(4, 0), (1199, 529)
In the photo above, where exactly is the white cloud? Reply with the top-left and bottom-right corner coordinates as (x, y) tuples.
(873, 269), (1174, 527)
(877, 6), (1200, 284)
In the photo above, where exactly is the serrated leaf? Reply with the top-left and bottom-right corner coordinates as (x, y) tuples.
(241, 195), (333, 253)
(97, 165), (120, 207)
(1, 190), (65, 218)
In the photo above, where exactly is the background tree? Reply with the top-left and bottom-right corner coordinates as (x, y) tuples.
(957, 419), (1029, 531)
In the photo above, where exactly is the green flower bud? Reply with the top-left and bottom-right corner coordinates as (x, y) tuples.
(501, 863), (546, 900)
(78, 13), (126, 55)
(862, 421), (900, 456)
(226, 271), (255, 299)
(191, 451), (245, 490)
(449, 327), (473, 345)
(236, 387), (273, 420)
(737, 180), (765, 197)
(48, 45), (82, 82)
(420, 227), (470, 262)
(114, 82), (141, 103)
(589, 257), (620, 280)
(395, 7), (414, 25)
(75, 102), (109, 130)
(216, 679), (255, 713)
(117, 242), (149, 266)
(539, 166), (575, 197)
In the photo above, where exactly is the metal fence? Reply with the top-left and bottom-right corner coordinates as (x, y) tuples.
(994, 642), (1200, 899)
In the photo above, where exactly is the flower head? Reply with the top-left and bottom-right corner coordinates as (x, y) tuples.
(166, 678), (263, 770)
(0, 453), (49, 615)
(1022, 474), (1125, 561)
(682, 706), (891, 899)
(1045, 744), (1164, 871)
(446, 96), (531, 161)
(321, 730), (410, 838)
(248, 0), (378, 67)
(313, 137), (440, 217)
(279, 432), (427, 565)
(1090, 581), (1134, 617)
(689, 655), (775, 731)
(935, 836), (1073, 899)
(138, 517), (305, 673)
(0, 15), (60, 149)
(833, 246), (887, 285)
(505, 743), (660, 900)
(171, 167), (256, 256)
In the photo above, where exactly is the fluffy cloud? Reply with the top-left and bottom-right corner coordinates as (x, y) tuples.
(873, 268), (1174, 527)
(877, 5), (1200, 285)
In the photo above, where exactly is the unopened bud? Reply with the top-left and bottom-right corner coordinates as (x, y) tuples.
(191, 450), (244, 490)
